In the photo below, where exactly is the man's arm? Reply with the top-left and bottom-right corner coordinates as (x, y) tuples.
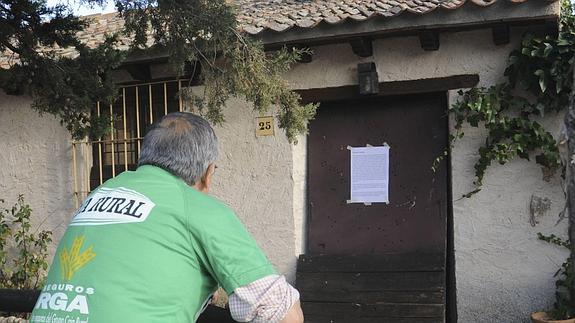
(228, 275), (303, 323)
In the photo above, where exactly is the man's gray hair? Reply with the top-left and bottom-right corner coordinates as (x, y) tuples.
(138, 112), (218, 185)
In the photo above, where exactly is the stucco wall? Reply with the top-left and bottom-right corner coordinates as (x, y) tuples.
(208, 98), (297, 281)
(0, 91), (75, 257)
(286, 28), (568, 322)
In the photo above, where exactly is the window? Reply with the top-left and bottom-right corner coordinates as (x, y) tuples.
(72, 79), (187, 207)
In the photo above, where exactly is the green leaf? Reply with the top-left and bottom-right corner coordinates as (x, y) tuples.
(534, 70), (547, 93)
(521, 33), (535, 46)
(543, 43), (554, 57)
(557, 38), (570, 46)
(556, 77), (564, 93)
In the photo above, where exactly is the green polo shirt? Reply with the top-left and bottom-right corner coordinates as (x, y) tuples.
(30, 165), (275, 322)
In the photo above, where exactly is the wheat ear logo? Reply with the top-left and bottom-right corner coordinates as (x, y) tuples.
(60, 236), (96, 281)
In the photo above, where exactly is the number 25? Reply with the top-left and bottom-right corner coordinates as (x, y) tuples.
(259, 121), (272, 130)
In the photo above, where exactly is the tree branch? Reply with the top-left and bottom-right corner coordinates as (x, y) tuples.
(0, 39), (22, 56)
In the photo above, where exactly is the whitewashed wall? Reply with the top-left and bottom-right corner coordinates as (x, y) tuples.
(0, 23), (567, 323)
(208, 98), (297, 281)
(287, 27), (568, 322)
(0, 91), (75, 257)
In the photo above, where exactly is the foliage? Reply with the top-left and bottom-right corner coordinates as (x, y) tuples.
(448, 0), (575, 194)
(0, 195), (52, 292)
(0, 0), (124, 139)
(538, 233), (575, 320)
(0, 197), (51, 320)
(0, 0), (317, 142)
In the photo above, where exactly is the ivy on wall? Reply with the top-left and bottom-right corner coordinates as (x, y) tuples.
(448, 0), (574, 195)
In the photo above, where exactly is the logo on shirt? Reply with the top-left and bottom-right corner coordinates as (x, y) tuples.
(60, 236), (96, 281)
(71, 187), (155, 226)
(31, 237), (96, 321)
(33, 283), (95, 319)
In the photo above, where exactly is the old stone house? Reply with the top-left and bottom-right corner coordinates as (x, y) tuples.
(0, 0), (566, 322)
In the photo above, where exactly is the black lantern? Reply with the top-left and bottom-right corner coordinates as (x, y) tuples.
(358, 62), (379, 95)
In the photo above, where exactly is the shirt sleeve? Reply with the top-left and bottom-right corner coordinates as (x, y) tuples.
(228, 274), (300, 323)
(185, 193), (276, 294)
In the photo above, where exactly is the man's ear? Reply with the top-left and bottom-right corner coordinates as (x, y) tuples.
(198, 163), (216, 193)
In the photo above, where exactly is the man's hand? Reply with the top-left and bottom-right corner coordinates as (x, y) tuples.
(280, 300), (304, 323)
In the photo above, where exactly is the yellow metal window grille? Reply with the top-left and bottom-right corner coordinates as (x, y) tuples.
(72, 80), (187, 208)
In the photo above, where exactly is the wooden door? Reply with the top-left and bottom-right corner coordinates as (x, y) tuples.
(297, 92), (449, 323)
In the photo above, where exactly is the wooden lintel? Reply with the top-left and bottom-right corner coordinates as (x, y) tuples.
(297, 74), (479, 103)
(492, 25), (510, 46)
(419, 30), (440, 51)
(124, 64), (152, 81)
(350, 37), (373, 58)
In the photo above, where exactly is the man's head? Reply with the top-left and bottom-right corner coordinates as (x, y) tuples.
(138, 112), (218, 191)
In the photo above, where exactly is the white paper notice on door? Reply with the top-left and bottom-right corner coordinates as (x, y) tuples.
(347, 145), (390, 204)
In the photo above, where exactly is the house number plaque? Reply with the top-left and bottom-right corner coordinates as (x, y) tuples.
(256, 116), (274, 137)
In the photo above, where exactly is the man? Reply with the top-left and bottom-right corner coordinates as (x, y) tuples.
(31, 112), (304, 323)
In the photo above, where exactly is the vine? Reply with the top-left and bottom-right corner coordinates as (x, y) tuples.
(447, 0), (575, 195)
(538, 233), (574, 320)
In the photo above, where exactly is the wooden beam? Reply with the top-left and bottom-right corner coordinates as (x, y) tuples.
(297, 74), (479, 103)
(350, 37), (373, 57)
(122, 46), (169, 65)
(301, 316), (443, 323)
(492, 25), (510, 46)
(301, 302), (445, 318)
(298, 252), (445, 272)
(297, 271), (445, 292)
(419, 30), (440, 51)
(300, 289), (445, 304)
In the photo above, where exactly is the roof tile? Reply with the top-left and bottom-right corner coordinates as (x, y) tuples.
(236, 0), (556, 34)
(0, 0), (557, 69)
